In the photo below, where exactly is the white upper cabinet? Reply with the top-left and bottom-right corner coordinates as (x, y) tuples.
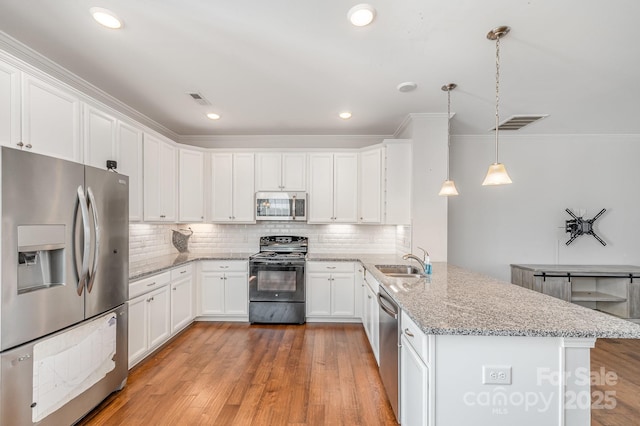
(255, 152), (306, 191)
(0, 60), (21, 148)
(210, 152), (255, 223)
(359, 147), (383, 223)
(117, 121), (143, 222)
(83, 104), (117, 169)
(21, 73), (81, 162)
(308, 152), (358, 223)
(143, 133), (176, 222)
(178, 148), (204, 222)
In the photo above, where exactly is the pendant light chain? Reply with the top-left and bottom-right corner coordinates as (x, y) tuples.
(495, 34), (501, 163)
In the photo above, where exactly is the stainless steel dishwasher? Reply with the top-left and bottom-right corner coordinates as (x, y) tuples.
(378, 285), (400, 422)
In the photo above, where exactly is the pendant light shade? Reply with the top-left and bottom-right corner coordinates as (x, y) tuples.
(439, 83), (459, 196)
(482, 163), (512, 185)
(439, 180), (459, 196)
(482, 26), (512, 186)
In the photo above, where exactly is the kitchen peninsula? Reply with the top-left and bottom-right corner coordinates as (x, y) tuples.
(130, 254), (640, 426)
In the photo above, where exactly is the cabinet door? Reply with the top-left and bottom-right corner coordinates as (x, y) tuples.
(225, 273), (249, 315)
(542, 277), (571, 302)
(171, 275), (193, 333)
(117, 122), (143, 222)
(333, 153), (358, 222)
(22, 74), (81, 162)
(306, 273), (332, 316)
(359, 148), (382, 223)
(281, 152), (306, 191)
(0, 60), (20, 148)
(400, 335), (428, 426)
(308, 153), (334, 223)
(331, 273), (355, 316)
(210, 153), (233, 222)
(255, 152), (282, 191)
(128, 295), (149, 367)
(159, 142), (177, 221)
(178, 148), (204, 222)
(83, 105), (116, 169)
(201, 272), (225, 315)
(232, 153), (255, 222)
(363, 280), (372, 339)
(355, 266), (365, 320)
(148, 286), (171, 350)
(367, 284), (380, 365)
(143, 134), (162, 221)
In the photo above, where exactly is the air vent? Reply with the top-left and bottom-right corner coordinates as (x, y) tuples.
(491, 114), (548, 131)
(187, 92), (211, 106)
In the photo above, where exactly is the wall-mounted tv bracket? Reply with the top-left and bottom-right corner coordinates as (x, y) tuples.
(565, 208), (606, 246)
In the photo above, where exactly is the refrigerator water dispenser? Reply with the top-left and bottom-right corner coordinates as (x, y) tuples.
(17, 225), (65, 293)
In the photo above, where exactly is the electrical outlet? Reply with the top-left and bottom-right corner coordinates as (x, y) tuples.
(482, 366), (512, 385)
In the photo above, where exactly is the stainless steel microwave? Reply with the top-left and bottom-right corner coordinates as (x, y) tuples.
(255, 192), (307, 221)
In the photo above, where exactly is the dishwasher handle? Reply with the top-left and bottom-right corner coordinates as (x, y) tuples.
(378, 291), (398, 319)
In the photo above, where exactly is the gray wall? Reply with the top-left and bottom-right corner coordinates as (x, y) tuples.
(448, 134), (640, 281)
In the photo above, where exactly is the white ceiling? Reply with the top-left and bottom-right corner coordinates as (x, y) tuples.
(1, 0), (638, 137)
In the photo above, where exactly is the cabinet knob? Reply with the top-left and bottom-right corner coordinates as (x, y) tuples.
(26, 144), (32, 149)
(404, 328), (414, 337)
(173, 287), (177, 291)
(16, 142), (24, 148)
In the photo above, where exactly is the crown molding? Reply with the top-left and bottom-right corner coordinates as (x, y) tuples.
(0, 31), (179, 141)
(178, 134), (393, 149)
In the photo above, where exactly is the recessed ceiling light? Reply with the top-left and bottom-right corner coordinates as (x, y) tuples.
(206, 113), (221, 120)
(347, 4), (376, 27)
(339, 112), (352, 120)
(397, 82), (417, 93)
(90, 7), (123, 29)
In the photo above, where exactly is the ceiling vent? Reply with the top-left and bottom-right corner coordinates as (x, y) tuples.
(187, 92), (211, 106)
(491, 114), (548, 131)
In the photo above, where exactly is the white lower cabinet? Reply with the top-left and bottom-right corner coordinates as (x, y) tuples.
(128, 264), (195, 368)
(306, 261), (358, 321)
(170, 264), (194, 333)
(128, 283), (170, 368)
(362, 272), (379, 364)
(199, 261), (249, 320)
(400, 310), (432, 426)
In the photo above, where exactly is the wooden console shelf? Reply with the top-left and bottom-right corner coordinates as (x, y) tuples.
(510, 264), (640, 320)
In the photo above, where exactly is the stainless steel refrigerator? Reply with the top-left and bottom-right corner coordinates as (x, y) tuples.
(0, 147), (129, 425)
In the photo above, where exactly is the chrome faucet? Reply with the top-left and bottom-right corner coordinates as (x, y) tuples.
(402, 247), (429, 273)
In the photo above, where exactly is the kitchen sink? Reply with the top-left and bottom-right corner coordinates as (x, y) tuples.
(375, 265), (425, 278)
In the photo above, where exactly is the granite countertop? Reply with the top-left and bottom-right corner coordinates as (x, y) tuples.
(511, 264), (640, 276)
(130, 252), (254, 281)
(129, 251), (640, 339)
(361, 261), (640, 339)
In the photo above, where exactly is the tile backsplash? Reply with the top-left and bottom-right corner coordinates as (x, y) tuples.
(129, 222), (410, 263)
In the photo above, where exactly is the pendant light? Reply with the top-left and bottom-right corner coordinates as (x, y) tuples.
(482, 26), (512, 186)
(439, 83), (459, 196)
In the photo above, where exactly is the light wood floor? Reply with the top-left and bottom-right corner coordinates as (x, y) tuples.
(591, 338), (640, 426)
(79, 323), (640, 426)
(79, 322), (398, 426)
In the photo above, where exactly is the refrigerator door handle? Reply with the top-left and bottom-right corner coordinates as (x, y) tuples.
(86, 187), (100, 293)
(76, 186), (91, 295)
